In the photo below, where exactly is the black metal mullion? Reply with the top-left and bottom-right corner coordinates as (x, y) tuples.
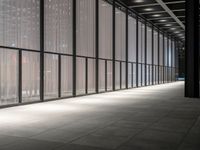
(136, 17), (139, 87)
(73, 0), (76, 96)
(167, 36), (169, 82)
(112, 0), (116, 91)
(171, 38), (173, 82)
(163, 34), (165, 83)
(105, 60), (107, 91)
(96, 0), (99, 93)
(40, 0), (44, 101)
(158, 30), (160, 84)
(131, 63), (133, 88)
(126, 9), (129, 89)
(152, 26), (154, 85)
(18, 50), (22, 103)
(58, 55), (61, 97)
(120, 61), (122, 89)
(85, 58), (88, 94)
(144, 21), (147, 86)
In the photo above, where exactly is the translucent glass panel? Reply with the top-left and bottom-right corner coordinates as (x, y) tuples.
(115, 8), (126, 61)
(61, 56), (73, 97)
(164, 37), (168, 66)
(121, 62), (126, 89)
(133, 63), (137, 87)
(0, 49), (18, 105)
(44, 0), (72, 54)
(22, 52), (40, 102)
(159, 34), (164, 66)
(142, 64), (145, 86)
(115, 61), (120, 90)
(147, 27), (152, 64)
(88, 59), (96, 93)
(107, 61), (113, 91)
(168, 39), (172, 67)
(0, 0), (40, 50)
(138, 64), (142, 87)
(44, 54), (58, 99)
(138, 22), (145, 63)
(99, 0), (113, 59)
(76, 57), (86, 95)
(128, 17), (136, 62)
(128, 63), (132, 88)
(76, 0), (96, 57)
(159, 66), (163, 83)
(99, 60), (105, 92)
(154, 31), (158, 65)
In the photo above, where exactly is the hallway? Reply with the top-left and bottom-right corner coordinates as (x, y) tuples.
(0, 82), (199, 150)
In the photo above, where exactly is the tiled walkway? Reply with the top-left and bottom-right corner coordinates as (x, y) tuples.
(0, 82), (200, 150)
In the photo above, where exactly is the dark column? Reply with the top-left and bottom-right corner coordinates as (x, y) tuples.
(185, 0), (199, 98)
(136, 16), (139, 87)
(112, 0), (116, 91)
(40, 0), (44, 101)
(144, 21), (147, 86)
(73, 0), (77, 96)
(152, 26), (154, 85)
(96, 0), (99, 93)
(126, 9), (129, 89)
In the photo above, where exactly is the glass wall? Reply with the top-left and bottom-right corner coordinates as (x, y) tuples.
(0, 0), (178, 107)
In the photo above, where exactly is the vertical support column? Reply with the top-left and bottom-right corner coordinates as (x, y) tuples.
(158, 30), (160, 84)
(136, 16), (139, 87)
(58, 55), (61, 97)
(96, 0), (99, 93)
(163, 34), (165, 83)
(185, 0), (199, 98)
(167, 36), (169, 82)
(144, 21), (147, 86)
(18, 50), (22, 103)
(85, 58), (88, 94)
(112, 0), (116, 91)
(152, 26), (154, 85)
(73, 0), (76, 96)
(171, 38), (173, 82)
(40, 0), (44, 101)
(105, 60), (107, 91)
(126, 9), (129, 89)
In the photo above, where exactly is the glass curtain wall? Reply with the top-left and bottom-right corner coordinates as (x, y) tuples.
(0, 0), (178, 107)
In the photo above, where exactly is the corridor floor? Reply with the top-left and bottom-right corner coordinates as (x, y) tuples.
(0, 82), (200, 150)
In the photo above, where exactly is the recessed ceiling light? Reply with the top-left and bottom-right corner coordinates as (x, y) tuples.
(174, 31), (180, 34)
(144, 8), (153, 11)
(170, 28), (176, 30)
(152, 14), (161, 17)
(160, 19), (167, 22)
(135, 0), (144, 3)
(165, 24), (172, 26)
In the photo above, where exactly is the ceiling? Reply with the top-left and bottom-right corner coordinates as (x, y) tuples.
(120, 0), (185, 41)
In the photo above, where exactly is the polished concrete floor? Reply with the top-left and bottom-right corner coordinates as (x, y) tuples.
(0, 82), (200, 150)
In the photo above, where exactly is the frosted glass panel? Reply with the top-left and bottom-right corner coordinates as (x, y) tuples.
(76, 57), (86, 95)
(44, 54), (58, 99)
(138, 64), (142, 87)
(61, 56), (73, 97)
(121, 62), (126, 89)
(164, 37), (168, 66)
(133, 63), (137, 87)
(76, 0), (96, 57)
(107, 61), (113, 91)
(115, 8), (126, 61)
(0, 0), (40, 50)
(128, 16), (136, 62)
(22, 52), (40, 102)
(99, 0), (113, 59)
(115, 62), (120, 90)
(88, 59), (96, 93)
(99, 59), (105, 92)
(0, 49), (18, 105)
(44, 0), (72, 54)
(168, 39), (172, 67)
(128, 63), (132, 88)
(154, 31), (158, 65)
(147, 27), (152, 64)
(159, 34), (163, 65)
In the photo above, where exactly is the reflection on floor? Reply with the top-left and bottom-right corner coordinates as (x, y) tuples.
(0, 82), (200, 150)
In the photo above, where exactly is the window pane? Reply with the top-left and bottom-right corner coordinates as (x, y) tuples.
(22, 52), (40, 102)
(128, 16), (136, 62)
(99, 0), (113, 59)
(76, 57), (86, 95)
(115, 61), (120, 90)
(99, 59), (105, 92)
(0, 0), (40, 50)
(107, 61), (113, 91)
(0, 49), (18, 105)
(44, 54), (58, 99)
(115, 8), (126, 61)
(44, 0), (72, 54)
(88, 59), (96, 93)
(61, 56), (73, 97)
(76, 0), (96, 57)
